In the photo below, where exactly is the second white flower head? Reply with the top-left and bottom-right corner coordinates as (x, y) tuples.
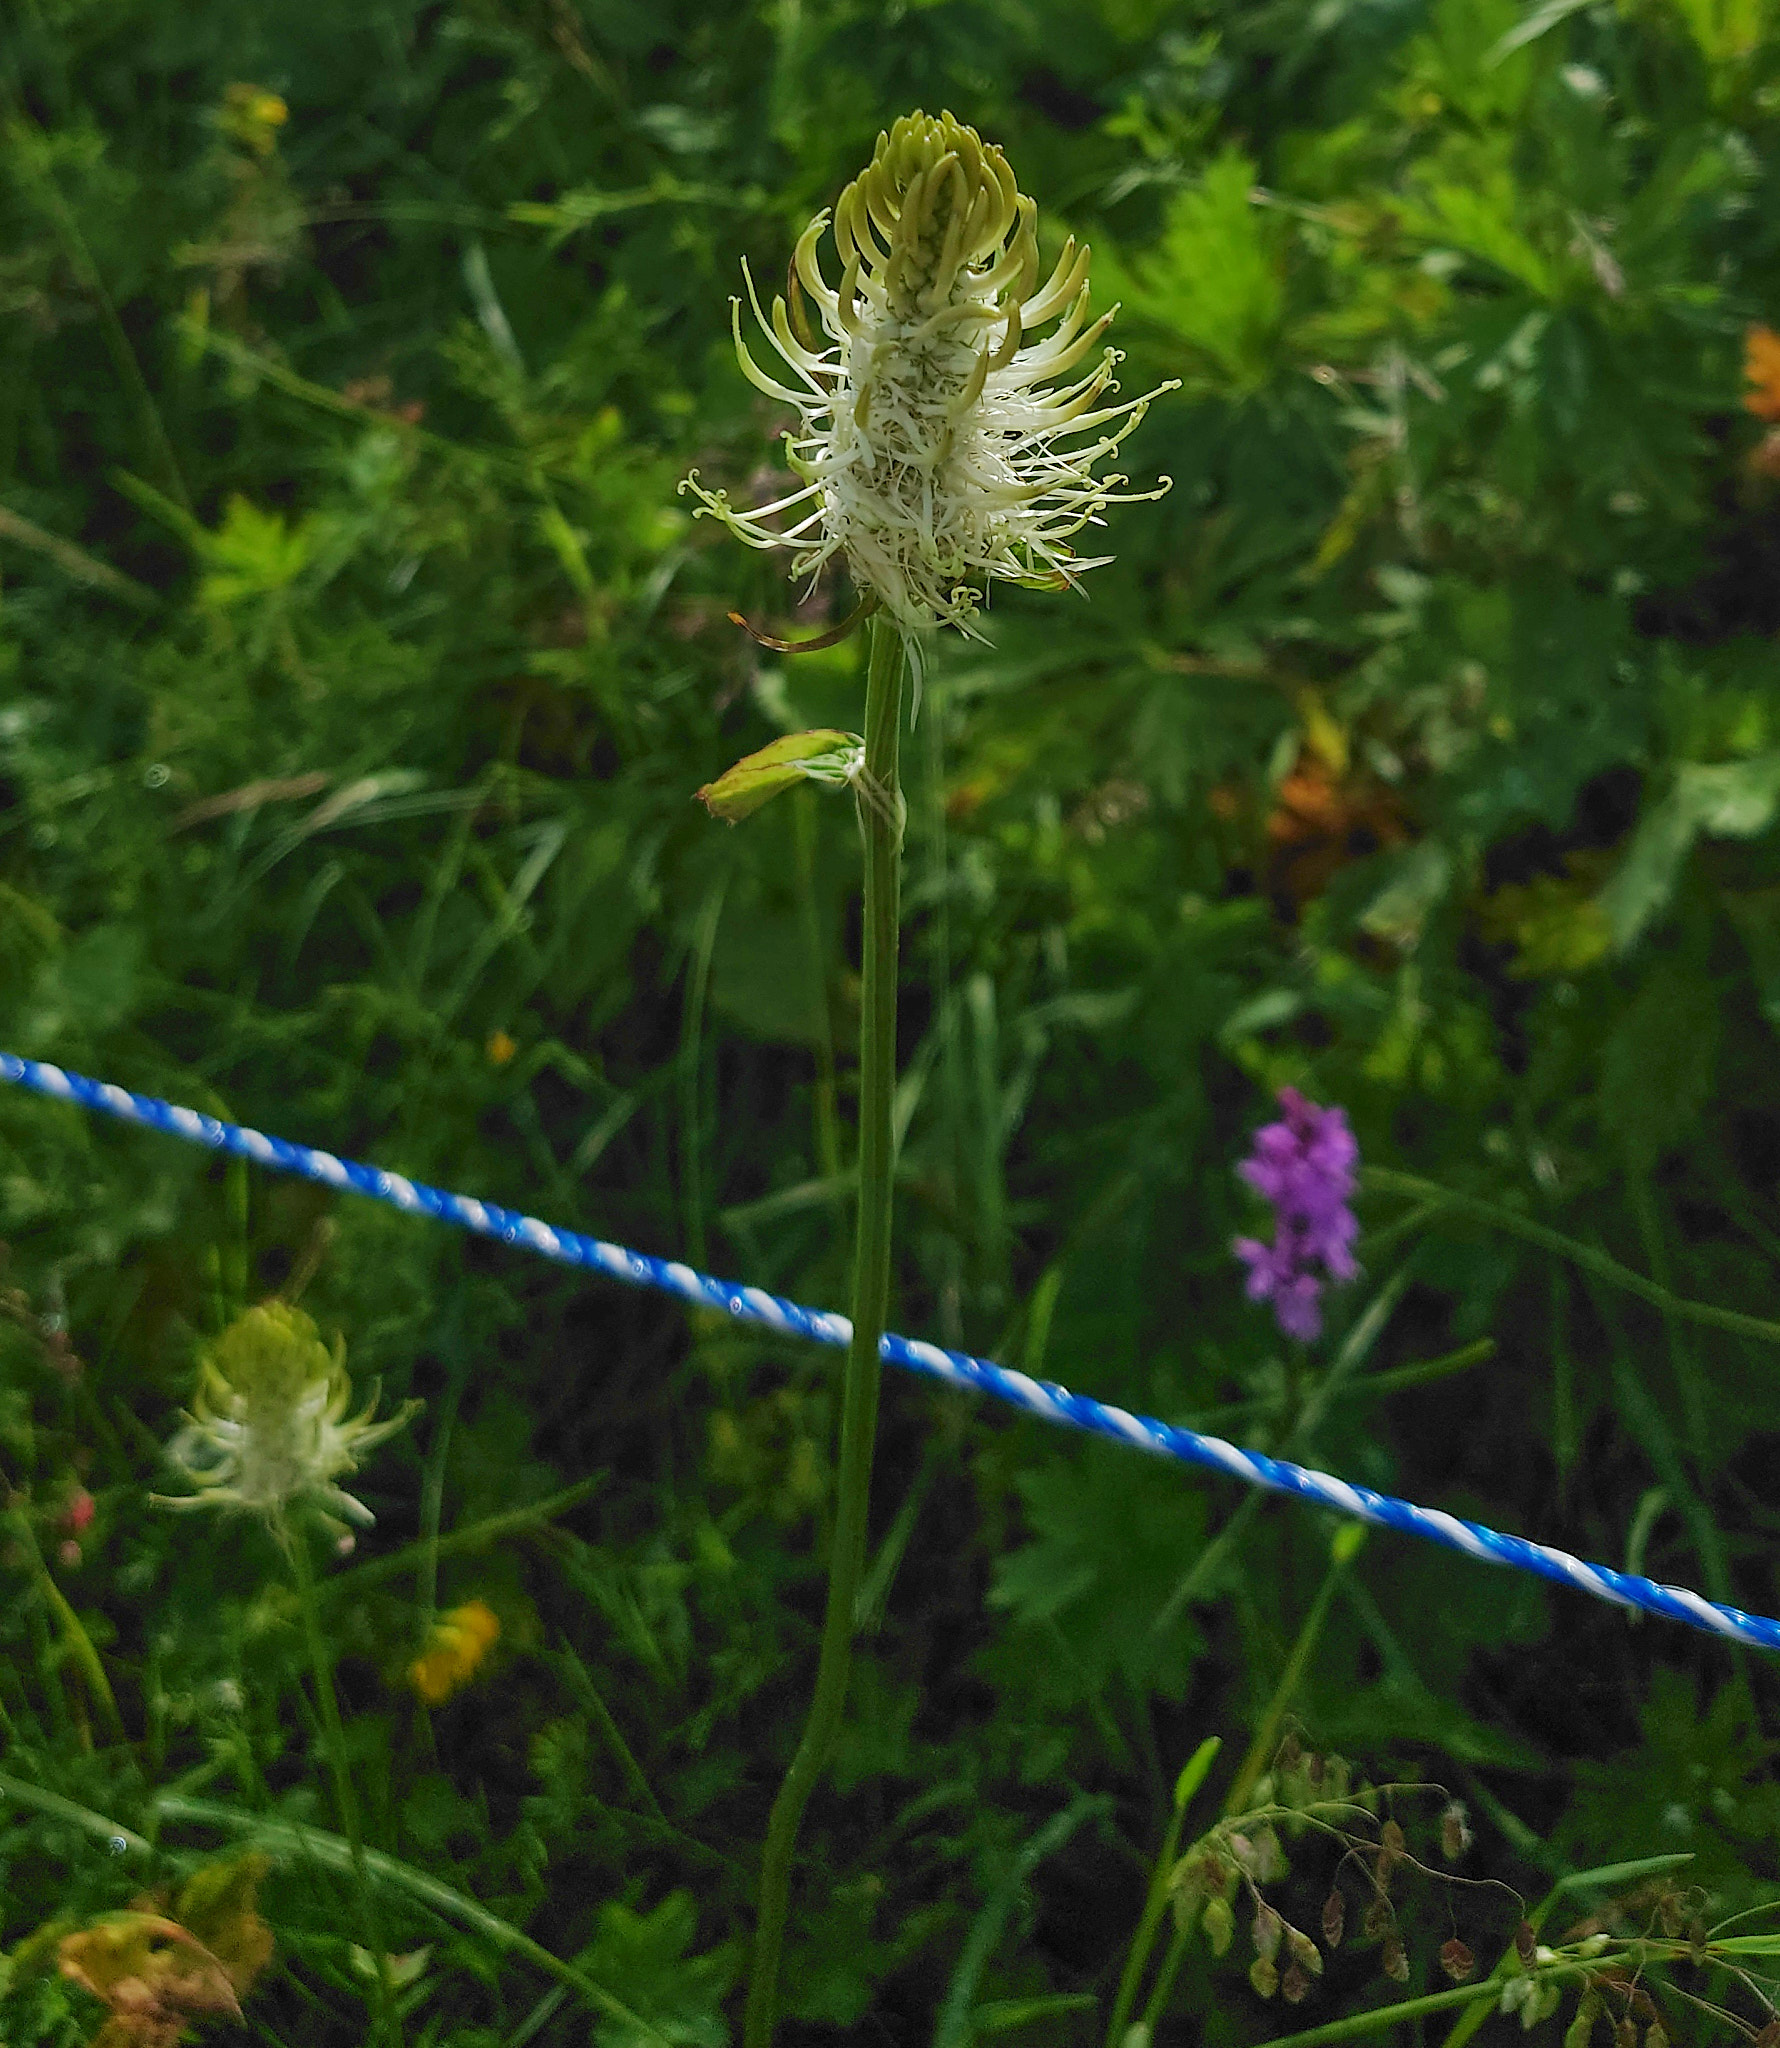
(158, 1301), (418, 1535)
(683, 109), (1174, 638)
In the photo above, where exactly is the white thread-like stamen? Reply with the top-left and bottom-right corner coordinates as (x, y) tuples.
(680, 111), (1175, 640)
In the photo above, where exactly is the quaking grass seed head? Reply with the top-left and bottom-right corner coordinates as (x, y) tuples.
(155, 1301), (418, 1539)
(681, 109), (1176, 639)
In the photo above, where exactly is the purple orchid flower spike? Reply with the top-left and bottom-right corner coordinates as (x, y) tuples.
(1233, 1087), (1360, 1341)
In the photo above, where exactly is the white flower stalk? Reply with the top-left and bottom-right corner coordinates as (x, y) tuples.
(156, 1302), (418, 1535)
(682, 109), (1175, 639)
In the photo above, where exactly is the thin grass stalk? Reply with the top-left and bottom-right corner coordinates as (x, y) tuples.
(1128, 1536), (1369, 2040)
(1104, 1737), (1222, 2047)
(1224, 1522), (1367, 1820)
(7, 1504), (128, 1749)
(679, 874), (728, 1271)
(155, 1793), (673, 2044)
(1361, 1167), (1780, 1345)
(284, 1521), (405, 2048)
(744, 613), (905, 2048)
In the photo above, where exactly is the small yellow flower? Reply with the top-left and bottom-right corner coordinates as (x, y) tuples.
(407, 1599), (502, 1706)
(682, 109), (1175, 640)
(485, 1028), (517, 1067)
(156, 1302), (418, 1536)
(219, 83), (289, 156)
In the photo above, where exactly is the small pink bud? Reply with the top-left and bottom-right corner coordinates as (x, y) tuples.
(57, 1538), (82, 1568)
(62, 1489), (95, 1533)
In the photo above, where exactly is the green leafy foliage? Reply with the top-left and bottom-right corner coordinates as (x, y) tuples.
(578, 1893), (735, 2048)
(987, 1446), (1207, 1711)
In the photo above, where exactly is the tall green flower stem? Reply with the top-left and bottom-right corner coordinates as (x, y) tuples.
(284, 1521), (405, 2048)
(744, 614), (906, 2048)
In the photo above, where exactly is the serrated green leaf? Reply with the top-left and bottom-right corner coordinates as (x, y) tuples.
(1597, 964), (1719, 1173)
(1113, 150), (1285, 389)
(986, 1444), (1207, 1708)
(581, 1893), (735, 2048)
(1602, 753), (1780, 951)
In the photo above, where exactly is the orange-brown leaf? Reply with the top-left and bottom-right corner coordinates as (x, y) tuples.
(1744, 325), (1780, 422)
(59, 1913), (242, 2047)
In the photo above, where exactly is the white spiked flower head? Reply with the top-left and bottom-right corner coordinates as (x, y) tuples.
(682, 109), (1175, 639)
(156, 1301), (418, 1536)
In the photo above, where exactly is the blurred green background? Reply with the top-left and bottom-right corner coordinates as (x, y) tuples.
(2, 0), (1779, 2040)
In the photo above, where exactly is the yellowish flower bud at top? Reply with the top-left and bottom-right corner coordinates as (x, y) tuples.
(681, 109), (1176, 640)
(836, 109), (1032, 342)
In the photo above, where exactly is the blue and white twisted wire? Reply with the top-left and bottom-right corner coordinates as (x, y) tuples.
(3, 1049), (1776, 1654)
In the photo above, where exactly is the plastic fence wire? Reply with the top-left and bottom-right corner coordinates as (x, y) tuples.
(3, 1049), (1777, 1655)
